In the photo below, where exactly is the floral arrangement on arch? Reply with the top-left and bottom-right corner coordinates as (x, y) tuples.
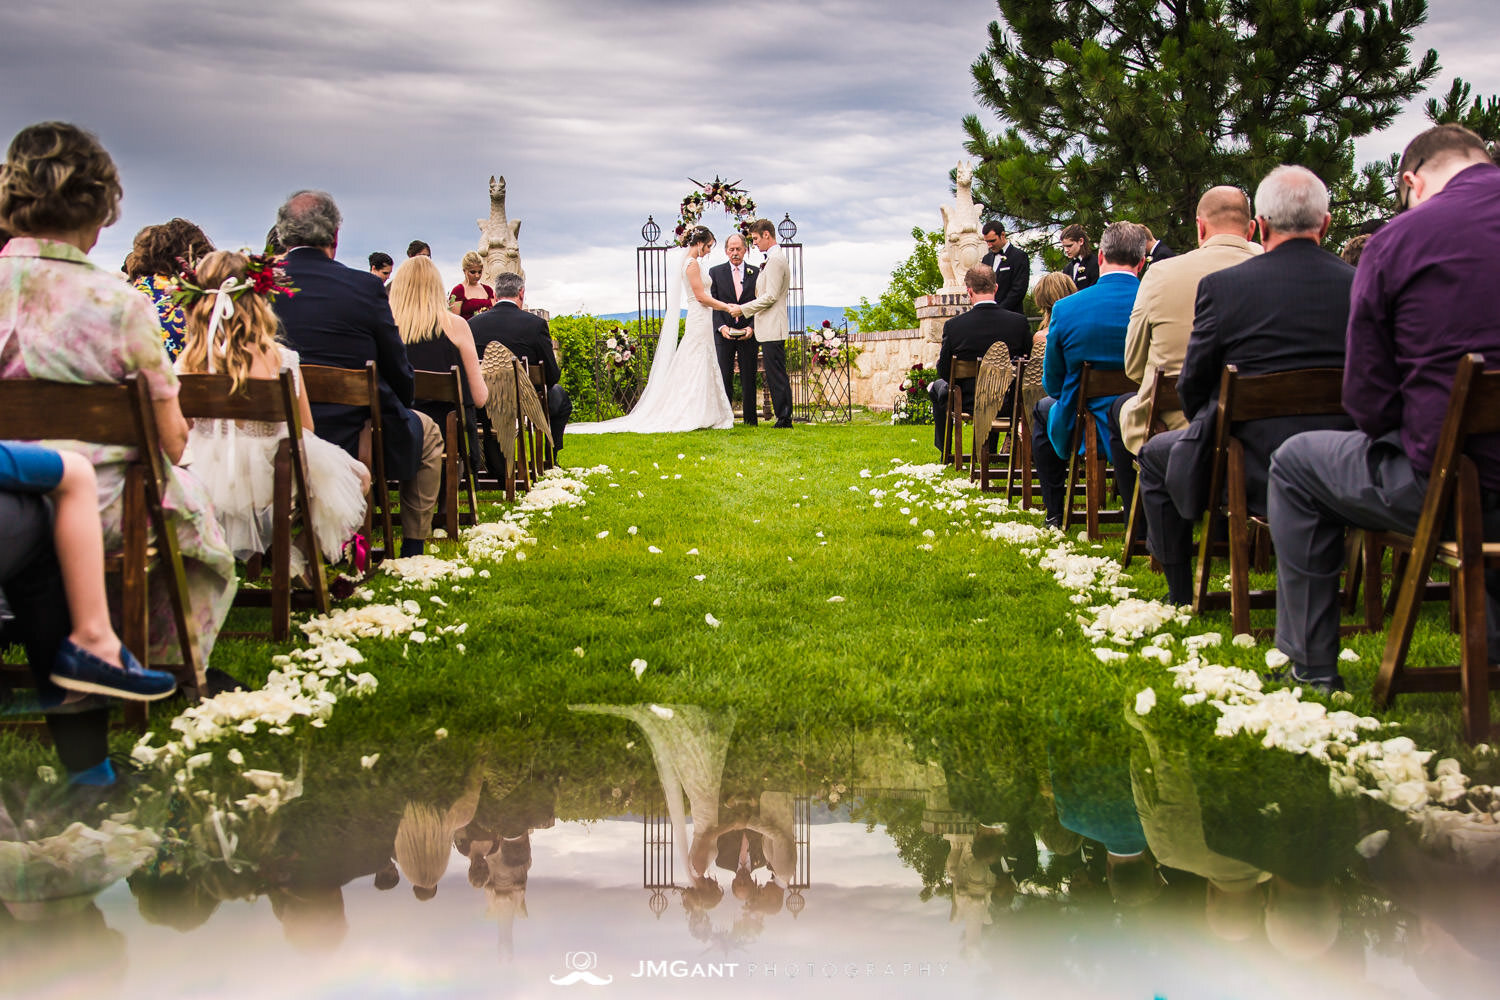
(805, 320), (860, 368)
(603, 328), (638, 369)
(892, 363), (937, 424)
(674, 176), (757, 245)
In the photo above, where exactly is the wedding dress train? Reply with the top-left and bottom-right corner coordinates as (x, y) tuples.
(570, 249), (734, 434)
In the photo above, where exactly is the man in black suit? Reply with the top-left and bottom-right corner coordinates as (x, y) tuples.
(1135, 166), (1353, 604)
(272, 190), (444, 558)
(469, 271), (571, 453)
(1142, 227), (1176, 268)
(981, 221), (1031, 313)
(709, 232), (759, 424)
(927, 264), (1033, 455)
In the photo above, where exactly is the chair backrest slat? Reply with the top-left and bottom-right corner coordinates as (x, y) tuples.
(0, 377), (144, 446)
(301, 361), (378, 409)
(1079, 363), (1136, 403)
(950, 358), (981, 382)
(1223, 366), (1345, 423)
(177, 372), (292, 423)
(1461, 366), (1500, 437)
(414, 366), (465, 406)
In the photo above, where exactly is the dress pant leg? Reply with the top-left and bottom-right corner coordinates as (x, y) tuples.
(548, 385), (572, 451)
(400, 412), (445, 542)
(1107, 394), (1138, 529)
(1031, 397), (1067, 526)
(762, 340), (793, 424)
(736, 338), (760, 425)
(929, 380), (950, 453)
(1137, 429), (1194, 567)
(1268, 430), (1428, 671)
(714, 334), (737, 404)
(0, 492), (109, 774)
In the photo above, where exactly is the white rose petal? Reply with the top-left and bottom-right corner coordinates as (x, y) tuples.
(574, 647), (585, 657)
(435, 728), (448, 739)
(360, 754), (380, 770)
(686, 548), (699, 555)
(1266, 649), (1291, 669)
(628, 526), (638, 535)
(649, 704), (674, 719)
(631, 658), (648, 679)
(1135, 688), (1157, 715)
(648, 545), (662, 554)
(693, 574), (706, 581)
(827, 595), (845, 603)
(1339, 648), (1360, 662)
(1231, 633), (1256, 648)
(705, 613), (721, 628)
(596, 530), (609, 539)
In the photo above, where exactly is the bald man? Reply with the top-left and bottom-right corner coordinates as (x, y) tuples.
(1115, 187), (1261, 460)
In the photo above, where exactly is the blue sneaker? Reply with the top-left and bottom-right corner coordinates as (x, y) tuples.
(50, 640), (177, 702)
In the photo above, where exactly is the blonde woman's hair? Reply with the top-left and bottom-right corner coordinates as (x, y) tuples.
(177, 250), (283, 395)
(393, 802), (452, 896)
(389, 254), (446, 345)
(461, 250), (483, 271)
(1032, 271), (1078, 320)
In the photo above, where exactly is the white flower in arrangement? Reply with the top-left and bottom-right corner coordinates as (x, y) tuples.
(606, 337), (618, 349)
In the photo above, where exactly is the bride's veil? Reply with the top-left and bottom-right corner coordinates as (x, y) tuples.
(630, 246), (685, 415)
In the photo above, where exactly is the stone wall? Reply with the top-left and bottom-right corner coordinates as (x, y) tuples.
(849, 329), (939, 411)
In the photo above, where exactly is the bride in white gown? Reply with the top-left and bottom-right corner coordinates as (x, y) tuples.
(571, 226), (735, 434)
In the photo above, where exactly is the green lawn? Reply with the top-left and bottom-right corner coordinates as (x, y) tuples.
(2, 419), (1494, 861)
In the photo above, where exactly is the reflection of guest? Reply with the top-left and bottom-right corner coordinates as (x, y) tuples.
(1049, 750), (1162, 907)
(393, 766), (481, 900)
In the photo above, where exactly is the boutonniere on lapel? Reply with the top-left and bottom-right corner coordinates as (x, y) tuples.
(746, 265), (756, 273)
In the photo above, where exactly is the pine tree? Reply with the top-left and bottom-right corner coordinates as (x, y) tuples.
(962, 0), (1438, 250)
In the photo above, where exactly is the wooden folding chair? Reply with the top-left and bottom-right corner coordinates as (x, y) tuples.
(177, 371), (331, 641)
(524, 363), (557, 473)
(941, 357), (981, 470)
(1061, 363), (1137, 539)
(1374, 354), (1500, 742)
(1191, 365), (1351, 636)
(1010, 345), (1048, 508)
(413, 366), (482, 530)
(1121, 369), (1182, 568)
(479, 342), (533, 501)
(300, 361), (394, 562)
(0, 375), (207, 722)
(969, 344), (1018, 492)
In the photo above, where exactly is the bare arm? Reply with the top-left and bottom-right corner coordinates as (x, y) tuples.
(686, 258), (730, 312)
(154, 396), (189, 464)
(444, 313), (490, 407)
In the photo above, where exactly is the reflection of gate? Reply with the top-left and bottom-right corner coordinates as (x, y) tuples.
(643, 795), (675, 919)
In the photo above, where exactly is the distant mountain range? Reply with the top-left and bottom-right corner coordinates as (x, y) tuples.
(591, 305), (852, 330)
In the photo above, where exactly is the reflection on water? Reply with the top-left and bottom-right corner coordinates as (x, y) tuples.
(3, 699), (1500, 999)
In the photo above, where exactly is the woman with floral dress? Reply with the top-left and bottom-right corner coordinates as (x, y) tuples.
(0, 121), (236, 672)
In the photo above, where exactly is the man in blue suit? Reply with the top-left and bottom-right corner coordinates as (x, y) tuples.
(272, 190), (444, 558)
(1032, 221), (1148, 526)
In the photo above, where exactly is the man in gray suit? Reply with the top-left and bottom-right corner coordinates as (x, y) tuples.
(730, 218), (793, 427)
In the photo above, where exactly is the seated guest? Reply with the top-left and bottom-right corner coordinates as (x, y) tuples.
(123, 217), (215, 360)
(1137, 165), (1352, 607)
(927, 263), (1032, 457)
(1059, 224), (1099, 291)
(368, 251), (393, 282)
(0, 121), (236, 684)
(264, 224), (285, 256)
(1022, 271), (1078, 418)
(1031, 222), (1147, 526)
(406, 240), (430, 259)
(981, 222), (1030, 313)
(1339, 234), (1369, 266)
(175, 250), (370, 568)
(448, 251), (496, 319)
(1112, 188), (1260, 491)
(271, 189), (444, 558)
(1269, 126), (1500, 691)
(390, 254), (489, 472)
(1141, 226), (1176, 267)
(469, 271), (571, 454)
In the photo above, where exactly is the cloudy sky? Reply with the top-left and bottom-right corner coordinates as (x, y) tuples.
(2, 0), (1494, 315)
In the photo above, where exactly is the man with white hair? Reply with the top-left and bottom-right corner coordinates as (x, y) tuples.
(1268, 125), (1500, 692)
(1135, 166), (1352, 607)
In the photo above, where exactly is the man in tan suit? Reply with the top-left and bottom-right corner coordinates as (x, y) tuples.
(730, 218), (793, 426)
(1111, 187), (1260, 466)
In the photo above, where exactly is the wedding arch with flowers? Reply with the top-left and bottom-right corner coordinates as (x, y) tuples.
(674, 177), (757, 244)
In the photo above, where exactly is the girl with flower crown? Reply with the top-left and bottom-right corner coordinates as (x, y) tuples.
(174, 250), (369, 571)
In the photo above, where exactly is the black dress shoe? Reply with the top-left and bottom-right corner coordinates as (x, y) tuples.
(774, 419), (793, 429)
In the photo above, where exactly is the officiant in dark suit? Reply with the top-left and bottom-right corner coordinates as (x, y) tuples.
(271, 189), (444, 558)
(710, 233), (760, 425)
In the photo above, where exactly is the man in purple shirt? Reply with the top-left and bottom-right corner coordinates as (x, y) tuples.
(1267, 125), (1500, 691)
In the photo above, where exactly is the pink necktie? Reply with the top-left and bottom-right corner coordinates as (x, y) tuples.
(733, 267), (743, 298)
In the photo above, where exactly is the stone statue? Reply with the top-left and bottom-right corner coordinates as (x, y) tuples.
(477, 175), (523, 287)
(937, 160), (986, 293)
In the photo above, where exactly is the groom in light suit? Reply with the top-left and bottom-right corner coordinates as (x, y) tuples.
(730, 218), (793, 427)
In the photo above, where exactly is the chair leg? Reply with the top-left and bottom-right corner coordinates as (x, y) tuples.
(1085, 423), (1104, 541)
(1062, 436), (1081, 532)
(271, 448), (292, 642)
(1122, 476), (1143, 569)
(1192, 506), (1220, 615)
(1227, 500), (1252, 637)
